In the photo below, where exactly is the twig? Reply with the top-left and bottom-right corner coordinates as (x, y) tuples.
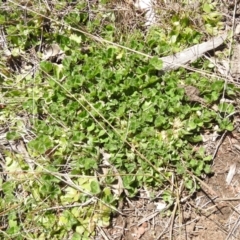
(32, 198), (95, 213)
(156, 217), (172, 240)
(169, 181), (184, 240)
(96, 226), (111, 240)
(137, 211), (161, 226)
(226, 215), (240, 240)
(216, 197), (240, 202)
(169, 197), (179, 240)
(86, 0), (92, 21)
(187, 170), (218, 196)
(212, 130), (227, 163)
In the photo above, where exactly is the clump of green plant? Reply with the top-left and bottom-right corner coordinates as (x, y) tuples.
(0, 0), (236, 239)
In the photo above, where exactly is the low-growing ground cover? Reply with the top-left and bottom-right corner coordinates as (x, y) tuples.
(0, 0), (238, 239)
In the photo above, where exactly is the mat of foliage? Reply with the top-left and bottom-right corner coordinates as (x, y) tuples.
(0, 0), (238, 239)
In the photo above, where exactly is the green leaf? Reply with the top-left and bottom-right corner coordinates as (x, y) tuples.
(6, 131), (21, 140)
(149, 57), (163, 70)
(71, 233), (82, 240)
(218, 118), (234, 131)
(185, 179), (194, 190)
(40, 61), (53, 72)
(203, 3), (212, 13)
(28, 135), (54, 154)
(2, 181), (15, 195)
(204, 165), (211, 174)
(83, 158), (98, 170)
(90, 181), (101, 195)
(218, 103), (235, 114)
(60, 186), (80, 204)
(70, 34), (82, 44)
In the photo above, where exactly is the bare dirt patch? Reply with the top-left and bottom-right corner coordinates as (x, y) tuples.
(192, 128), (240, 240)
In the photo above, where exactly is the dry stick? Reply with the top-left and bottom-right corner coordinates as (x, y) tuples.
(169, 196), (179, 240)
(0, 204), (21, 217)
(226, 215), (240, 240)
(169, 181), (184, 240)
(156, 217), (172, 240)
(177, 181), (184, 238)
(225, 201), (240, 240)
(177, 181), (185, 237)
(137, 211), (161, 226)
(187, 170), (218, 196)
(96, 226), (110, 240)
(157, 216), (200, 239)
(216, 198), (240, 202)
(31, 198), (95, 213)
(212, 130), (227, 164)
